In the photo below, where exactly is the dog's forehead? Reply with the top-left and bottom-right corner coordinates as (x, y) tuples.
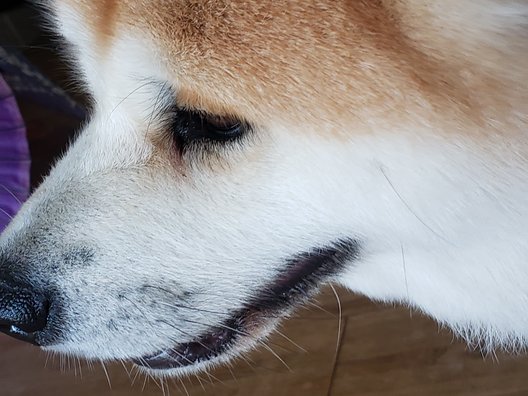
(51, 0), (527, 138)
(52, 0), (444, 128)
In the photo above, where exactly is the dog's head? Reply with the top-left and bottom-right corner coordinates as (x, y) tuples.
(0, 0), (527, 376)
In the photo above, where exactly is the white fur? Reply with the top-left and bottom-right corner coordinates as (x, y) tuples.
(1, 0), (527, 378)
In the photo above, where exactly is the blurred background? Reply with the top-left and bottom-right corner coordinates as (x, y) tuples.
(1, 2), (528, 395)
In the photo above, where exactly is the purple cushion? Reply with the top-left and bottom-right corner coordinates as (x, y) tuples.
(0, 74), (30, 232)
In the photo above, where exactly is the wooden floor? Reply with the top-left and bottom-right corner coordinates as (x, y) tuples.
(2, 287), (528, 396)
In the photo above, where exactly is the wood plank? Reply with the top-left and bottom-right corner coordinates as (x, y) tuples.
(330, 301), (528, 396)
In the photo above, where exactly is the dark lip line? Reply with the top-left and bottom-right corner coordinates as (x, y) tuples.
(134, 238), (360, 370)
(133, 318), (240, 369)
(246, 238), (360, 313)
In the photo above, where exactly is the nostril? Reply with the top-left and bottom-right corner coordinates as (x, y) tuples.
(0, 280), (49, 345)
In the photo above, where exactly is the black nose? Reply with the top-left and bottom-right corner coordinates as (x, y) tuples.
(0, 279), (49, 345)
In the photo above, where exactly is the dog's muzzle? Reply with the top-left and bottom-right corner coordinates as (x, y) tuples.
(0, 279), (49, 345)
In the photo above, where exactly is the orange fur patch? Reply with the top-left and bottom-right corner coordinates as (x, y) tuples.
(60, 0), (527, 137)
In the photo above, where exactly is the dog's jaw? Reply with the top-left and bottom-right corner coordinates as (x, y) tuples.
(0, 0), (527, 378)
(131, 239), (359, 374)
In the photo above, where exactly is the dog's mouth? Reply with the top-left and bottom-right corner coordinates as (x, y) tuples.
(133, 239), (359, 372)
(134, 320), (238, 370)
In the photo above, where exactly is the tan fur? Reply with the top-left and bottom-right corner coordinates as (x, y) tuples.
(65, 0), (527, 137)
(63, 0), (120, 52)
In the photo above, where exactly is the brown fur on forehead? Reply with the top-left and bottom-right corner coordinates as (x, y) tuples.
(60, 0), (120, 50)
(133, 0), (469, 126)
(62, 0), (526, 133)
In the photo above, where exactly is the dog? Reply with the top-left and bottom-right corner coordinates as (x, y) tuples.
(0, 0), (527, 378)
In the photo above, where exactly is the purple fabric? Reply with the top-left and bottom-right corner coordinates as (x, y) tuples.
(0, 46), (86, 120)
(0, 74), (30, 232)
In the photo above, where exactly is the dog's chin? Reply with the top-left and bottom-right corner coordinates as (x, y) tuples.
(133, 309), (282, 377)
(133, 238), (360, 376)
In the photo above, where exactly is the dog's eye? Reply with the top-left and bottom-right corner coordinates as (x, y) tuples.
(171, 108), (247, 145)
(205, 114), (243, 137)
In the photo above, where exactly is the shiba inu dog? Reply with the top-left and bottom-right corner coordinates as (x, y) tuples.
(0, 0), (527, 378)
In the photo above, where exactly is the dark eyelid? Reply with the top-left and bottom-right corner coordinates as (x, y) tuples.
(170, 108), (248, 146)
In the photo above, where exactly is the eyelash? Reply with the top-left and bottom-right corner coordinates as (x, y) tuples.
(169, 108), (250, 151)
